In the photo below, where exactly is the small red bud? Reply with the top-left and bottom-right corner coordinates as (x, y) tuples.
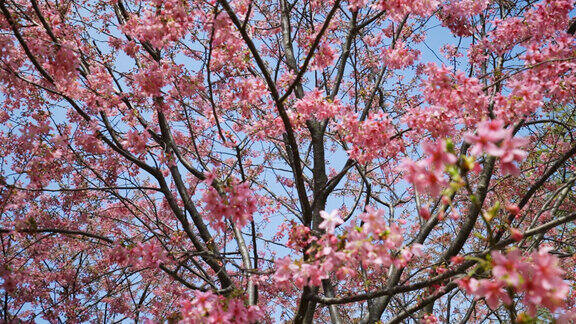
(419, 206), (431, 220)
(506, 204), (520, 216)
(510, 228), (524, 241)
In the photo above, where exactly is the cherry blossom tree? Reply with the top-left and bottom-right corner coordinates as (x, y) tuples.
(1, 0), (576, 322)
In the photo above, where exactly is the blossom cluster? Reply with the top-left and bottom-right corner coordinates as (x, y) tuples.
(400, 139), (457, 197)
(311, 43), (337, 70)
(132, 62), (173, 97)
(375, 0), (440, 21)
(383, 41), (420, 70)
(464, 120), (528, 176)
(207, 14), (250, 71)
(470, 0), (573, 58)
(45, 41), (79, 86)
(293, 89), (341, 121)
(420, 313), (440, 324)
(234, 77), (268, 116)
(202, 178), (258, 232)
(179, 291), (263, 324)
(440, 0), (491, 36)
(109, 242), (168, 269)
(459, 247), (571, 319)
(424, 64), (488, 126)
(274, 208), (422, 289)
(404, 64), (489, 138)
(122, 129), (149, 155)
(121, 0), (192, 49)
(339, 112), (404, 163)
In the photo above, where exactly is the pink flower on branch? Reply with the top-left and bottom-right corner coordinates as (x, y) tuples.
(202, 178), (258, 232)
(1, 0), (575, 321)
(464, 119), (509, 156)
(319, 209), (344, 234)
(464, 119), (528, 176)
(460, 248), (570, 315)
(400, 139), (456, 197)
(400, 159), (448, 197)
(422, 140), (457, 169)
(474, 279), (512, 309)
(273, 208), (419, 290)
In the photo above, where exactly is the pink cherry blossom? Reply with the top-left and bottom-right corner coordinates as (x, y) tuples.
(464, 119), (529, 176)
(510, 228), (524, 241)
(180, 291), (263, 324)
(383, 41), (420, 70)
(474, 279), (512, 309)
(421, 313), (440, 323)
(311, 43), (336, 70)
(1, 0), (575, 322)
(202, 178), (258, 232)
(463, 248), (570, 315)
(400, 159), (448, 197)
(293, 89), (342, 120)
(464, 119), (509, 156)
(499, 136), (529, 176)
(319, 209), (344, 234)
(422, 140), (457, 169)
(492, 249), (525, 287)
